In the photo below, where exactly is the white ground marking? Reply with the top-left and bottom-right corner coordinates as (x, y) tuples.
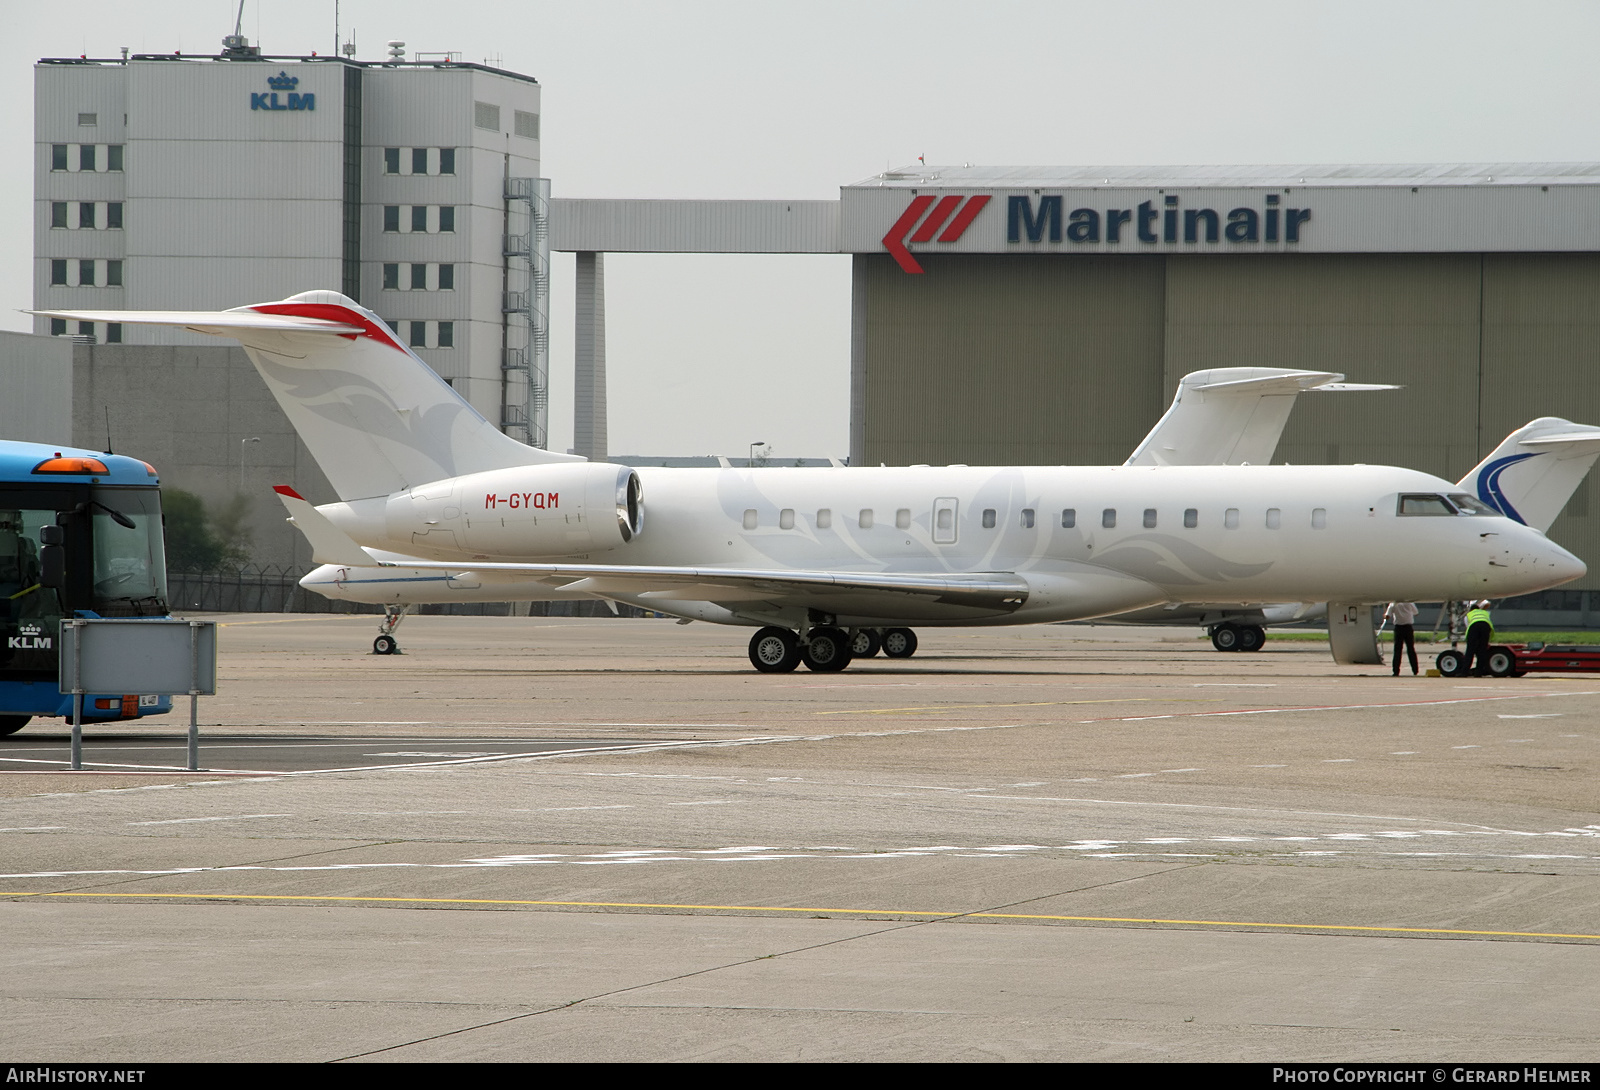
(126, 814), (291, 826)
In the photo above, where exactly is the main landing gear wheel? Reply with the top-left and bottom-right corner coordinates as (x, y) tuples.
(1436, 649), (1467, 677)
(1487, 648), (1517, 678)
(1239, 625), (1266, 653)
(0, 715), (30, 737)
(1211, 623), (1242, 652)
(373, 634), (400, 655)
(882, 627), (918, 659)
(850, 629), (882, 658)
(802, 627), (853, 672)
(749, 626), (801, 673)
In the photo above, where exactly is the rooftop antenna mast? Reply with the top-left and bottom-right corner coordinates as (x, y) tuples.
(220, 0), (259, 57)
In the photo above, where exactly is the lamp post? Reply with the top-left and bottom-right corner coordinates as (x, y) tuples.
(239, 437), (261, 490)
(749, 441), (765, 468)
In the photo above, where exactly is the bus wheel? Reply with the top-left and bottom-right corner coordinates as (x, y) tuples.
(0, 716), (29, 737)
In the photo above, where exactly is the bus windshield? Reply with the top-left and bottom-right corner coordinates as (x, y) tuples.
(90, 488), (168, 617)
(0, 506), (65, 679)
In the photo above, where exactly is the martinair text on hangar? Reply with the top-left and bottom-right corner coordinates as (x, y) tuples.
(882, 190), (1311, 273)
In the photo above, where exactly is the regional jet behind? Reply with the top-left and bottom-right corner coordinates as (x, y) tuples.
(38, 292), (1585, 672)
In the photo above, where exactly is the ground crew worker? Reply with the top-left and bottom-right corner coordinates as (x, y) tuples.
(1385, 601), (1419, 676)
(1464, 600), (1494, 676)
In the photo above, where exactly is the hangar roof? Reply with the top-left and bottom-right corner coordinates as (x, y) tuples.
(851, 163), (1600, 189)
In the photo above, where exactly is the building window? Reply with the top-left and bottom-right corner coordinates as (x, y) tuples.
(779, 508), (795, 530)
(439, 206), (455, 232)
(742, 509), (757, 530)
(50, 260), (67, 285)
(51, 202), (67, 228)
(79, 145), (96, 172)
(383, 205), (399, 232)
(79, 260), (95, 286)
(411, 206), (427, 232)
(437, 321), (453, 348)
(1020, 508), (1034, 529)
(859, 509), (873, 529)
(106, 323), (122, 344)
(981, 508), (995, 529)
(1224, 507), (1240, 529)
(384, 147), (400, 174)
(1143, 508), (1157, 529)
(382, 264), (399, 290)
(107, 144), (123, 172)
(1102, 508), (1116, 529)
(50, 318), (66, 336)
(896, 508), (911, 529)
(412, 147), (428, 175)
(1184, 507), (1197, 528)
(409, 321), (427, 348)
(51, 144), (67, 171)
(77, 112), (97, 127)
(384, 317), (400, 334)
(410, 263), (427, 290)
(79, 202), (96, 229)
(1061, 508), (1075, 528)
(107, 260), (122, 287)
(1266, 508), (1281, 529)
(438, 264), (454, 290)
(514, 110), (539, 139)
(78, 321), (94, 337)
(474, 101), (501, 131)
(816, 508), (831, 529)
(439, 148), (455, 175)
(107, 203), (122, 229)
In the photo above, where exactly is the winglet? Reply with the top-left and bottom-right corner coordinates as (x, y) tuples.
(273, 486), (374, 566)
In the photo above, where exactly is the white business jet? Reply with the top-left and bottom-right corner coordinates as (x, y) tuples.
(39, 291), (1586, 672)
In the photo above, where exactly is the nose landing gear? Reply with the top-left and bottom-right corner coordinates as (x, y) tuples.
(373, 605), (412, 655)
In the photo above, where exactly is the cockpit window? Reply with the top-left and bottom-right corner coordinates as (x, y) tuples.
(1446, 494), (1501, 517)
(1397, 494), (1457, 516)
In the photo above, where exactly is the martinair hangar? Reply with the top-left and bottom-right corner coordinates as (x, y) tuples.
(554, 163), (1600, 607)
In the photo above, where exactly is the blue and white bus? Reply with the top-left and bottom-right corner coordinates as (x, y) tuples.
(0, 439), (173, 735)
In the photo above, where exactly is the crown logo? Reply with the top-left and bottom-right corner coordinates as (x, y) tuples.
(267, 71), (299, 91)
(19, 623), (41, 636)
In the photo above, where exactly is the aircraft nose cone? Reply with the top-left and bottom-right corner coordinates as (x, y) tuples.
(1545, 540), (1587, 583)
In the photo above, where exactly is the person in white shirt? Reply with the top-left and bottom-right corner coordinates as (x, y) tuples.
(1385, 601), (1419, 675)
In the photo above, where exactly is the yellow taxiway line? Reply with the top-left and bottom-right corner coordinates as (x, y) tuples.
(3, 889), (1597, 941)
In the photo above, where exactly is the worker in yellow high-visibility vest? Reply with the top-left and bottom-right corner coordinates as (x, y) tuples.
(1464, 601), (1494, 677)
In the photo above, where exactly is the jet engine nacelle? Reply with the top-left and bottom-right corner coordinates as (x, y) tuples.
(328, 462), (643, 560)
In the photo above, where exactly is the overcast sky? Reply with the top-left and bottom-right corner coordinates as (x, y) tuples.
(8, 1), (1600, 457)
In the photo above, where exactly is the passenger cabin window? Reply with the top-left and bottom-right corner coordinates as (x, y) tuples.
(779, 508), (795, 530)
(1020, 508), (1035, 529)
(981, 509), (996, 529)
(1398, 494), (1456, 516)
(859, 509), (873, 529)
(1143, 508), (1157, 529)
(935, 508), (952, 532)
(896, 508), (911, 530)
(1102, 508), (1116, 529)
(742, 509), (758, 530)
(1266, 508), (1281, 529)
(1062, 508), (1076, 529)
(1312, 508), (1327, 529)
(816, 508), (832, 529)
(1224, 508), (1240, 529)
(1184, 508), (1197, 528)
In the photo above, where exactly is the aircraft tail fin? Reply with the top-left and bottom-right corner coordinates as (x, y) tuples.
(1125, 367), (1399, 467)
(35, 291), (581, 501)
(1456, 417), (1600, 531)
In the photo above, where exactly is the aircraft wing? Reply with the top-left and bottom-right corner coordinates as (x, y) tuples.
(362, 557), (1032, 619)
(31, 308), (362, 337)
(1126, 367), (1400, 467)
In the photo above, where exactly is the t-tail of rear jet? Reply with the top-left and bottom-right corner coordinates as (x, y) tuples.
(34, 290), (580, 501)
(1457, 418), (1600, 531)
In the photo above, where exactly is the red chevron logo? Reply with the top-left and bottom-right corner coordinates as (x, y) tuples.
(882, 194), (992, 274)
